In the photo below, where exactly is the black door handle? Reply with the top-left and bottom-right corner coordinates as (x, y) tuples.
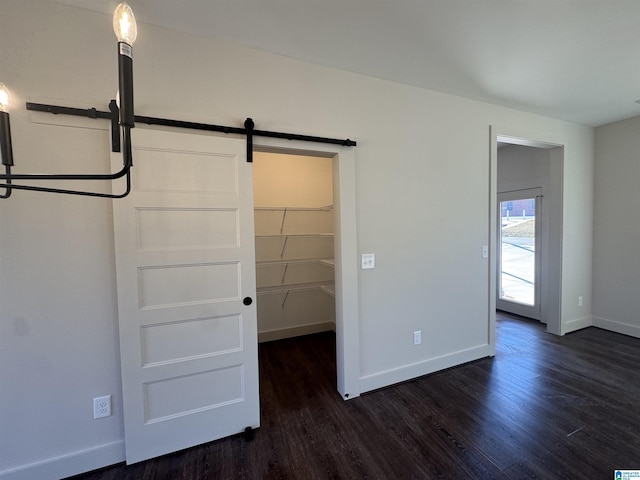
(243, 297), (253, 306)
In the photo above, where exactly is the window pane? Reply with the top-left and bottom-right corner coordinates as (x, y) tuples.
(499, 198), (535, 306)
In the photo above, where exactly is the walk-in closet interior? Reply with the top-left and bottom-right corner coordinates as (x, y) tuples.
(253, 152), (336, 343)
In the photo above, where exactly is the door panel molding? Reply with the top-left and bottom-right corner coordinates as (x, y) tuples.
(113, 128), (259, 464)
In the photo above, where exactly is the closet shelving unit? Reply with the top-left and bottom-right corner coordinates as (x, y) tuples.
(254, 206), (336, 342)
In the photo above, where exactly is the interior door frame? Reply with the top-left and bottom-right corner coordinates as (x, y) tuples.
(496, 187), (542, 320)
(253, 138), (360, 400)
(489, 126), (565, 353)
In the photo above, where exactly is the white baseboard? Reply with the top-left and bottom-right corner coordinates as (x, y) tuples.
(592, 316), (640, 339)
(562, 315), (593, 334)
(258, 322), (335, 343)
(358, 344), (492, 394)
(0, 440), (124, 480)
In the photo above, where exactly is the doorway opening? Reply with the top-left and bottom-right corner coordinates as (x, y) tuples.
(253, 150), (339, 400)
(490, 128), (564, 348)
(251, 141), (360, 401)
(253, 151), (337, 344)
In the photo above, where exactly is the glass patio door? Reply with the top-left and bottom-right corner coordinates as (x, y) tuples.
(497, 188), (541, 320)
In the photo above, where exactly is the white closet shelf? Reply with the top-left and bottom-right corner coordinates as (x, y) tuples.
(255, 233), (334, 238)
(256, 258), (334, 266)
(257, 281), (335, 294)
(320, 285), (335, 296)
(254, 203), (335, 337)
(254, 206), (333, 211)
(254, 206), (334, 236)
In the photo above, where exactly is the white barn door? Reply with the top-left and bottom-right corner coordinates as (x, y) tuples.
(112, 128), (259, 464)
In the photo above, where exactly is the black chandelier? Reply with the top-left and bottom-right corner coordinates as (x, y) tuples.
(0, 3), (137, 199)
(0, 3), (357, 200)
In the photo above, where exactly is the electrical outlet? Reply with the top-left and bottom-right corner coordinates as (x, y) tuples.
(93, 395), (112, 419)
(413, 330), (422, 346)
(578, 296), (583, 307)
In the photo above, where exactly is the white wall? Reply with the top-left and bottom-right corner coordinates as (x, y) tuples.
(0, 1), (595, 478)
(253, 152), (333, 207)
(592, 116), (640, 337)
(498, 145), (551, 189)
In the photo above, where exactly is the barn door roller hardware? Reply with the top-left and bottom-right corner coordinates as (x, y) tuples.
(11, 102), (355, 183)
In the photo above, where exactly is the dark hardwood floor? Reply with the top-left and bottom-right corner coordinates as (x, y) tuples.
(69, 312), (640, 479)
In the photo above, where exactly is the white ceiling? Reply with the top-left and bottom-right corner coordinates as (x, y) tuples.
(52, 0), (640, 126)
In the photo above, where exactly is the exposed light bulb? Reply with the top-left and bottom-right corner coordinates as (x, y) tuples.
(114, 3), (136, 128)
(113, 3), (137, 45)
(0, 84), (10, 113)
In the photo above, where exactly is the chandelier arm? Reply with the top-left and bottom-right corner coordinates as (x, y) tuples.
(0, 165), (11, 198)
(0, 168), (131, 198)
(0, 125), (132, 198)
(0, 126), (132, 181)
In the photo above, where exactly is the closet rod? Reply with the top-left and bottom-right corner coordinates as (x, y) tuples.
(25, 103), (357, 161)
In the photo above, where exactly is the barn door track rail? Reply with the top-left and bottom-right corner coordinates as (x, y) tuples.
(26, 101), (356, 164)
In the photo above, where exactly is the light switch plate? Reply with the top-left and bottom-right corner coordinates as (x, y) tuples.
(361, 253), (375, 269)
